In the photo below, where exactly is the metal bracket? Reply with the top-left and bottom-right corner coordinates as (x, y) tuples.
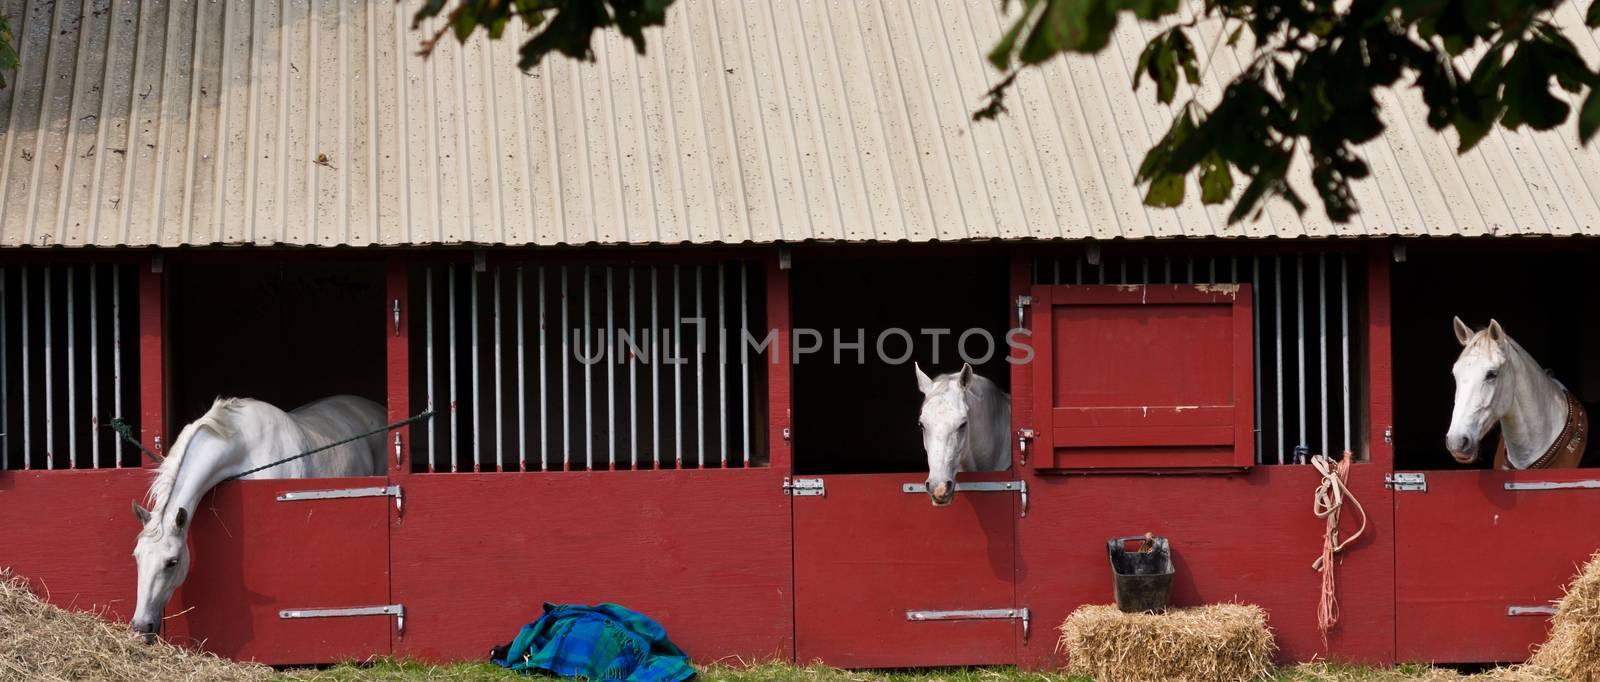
(1385, 472), (1426, 492)
(1507, 605), (1557, 616)
(1505, 480), (1600, 491)
(278, 485), (403, 514)
(281, 604), (405, 633)
(902, 480), (1028, 517)
(1383, 426), (1394, 444)
(783, 477), (824, 497)
(393, 433), (404, 467)
(1015, 295), (1032, 328)
(1016, 428), (1036, 467)
(906, 608), (1030, 641)
(393, 299), (402, 335)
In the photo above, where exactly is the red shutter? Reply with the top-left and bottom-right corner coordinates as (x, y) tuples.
(1028, 284), (1254, 471)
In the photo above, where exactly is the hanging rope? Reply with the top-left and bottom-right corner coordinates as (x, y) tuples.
(107, 418), (163, 463)
(107, 410), (434, 479)
(1310, 451), (1366, 646)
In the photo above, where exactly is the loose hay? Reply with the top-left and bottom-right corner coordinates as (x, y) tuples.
(1056, 603), (1276, 682)
(1528, 550), (1600, 682)
(0, 569), (271, 682)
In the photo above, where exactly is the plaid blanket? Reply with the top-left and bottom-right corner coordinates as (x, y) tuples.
(490, 603), (696, 682)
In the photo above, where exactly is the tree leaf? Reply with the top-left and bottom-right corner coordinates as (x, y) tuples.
(1144, 172), (1186, 207)
(1198, 152), (1233, 204)
(1580, 87), (1600, 144)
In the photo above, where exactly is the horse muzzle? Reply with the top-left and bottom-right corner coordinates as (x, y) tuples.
(1447, 434), (1479, 463)
(131, 619), (161, 644)
(928, 481), (954, 506)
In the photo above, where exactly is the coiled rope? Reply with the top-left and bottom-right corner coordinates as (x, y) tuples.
(1310, 451), (1366, 645)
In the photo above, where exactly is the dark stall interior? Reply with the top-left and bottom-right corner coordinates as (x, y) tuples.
(791, 252), (1011, 475)
(1391, 244), (1600, 470)
(168, 262), (387, 429)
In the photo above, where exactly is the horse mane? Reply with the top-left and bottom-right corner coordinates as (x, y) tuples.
(142, 397), (243, 527)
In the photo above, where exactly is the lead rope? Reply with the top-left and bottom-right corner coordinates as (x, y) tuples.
(107, 409), (435, 479)
(1310, 452), (1365, 646)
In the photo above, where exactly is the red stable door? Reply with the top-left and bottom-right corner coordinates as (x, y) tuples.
(792, 470), (1023, 667)
(1395, 468), (1600, 663)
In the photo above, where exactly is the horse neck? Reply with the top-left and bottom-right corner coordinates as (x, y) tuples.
(962, 379), (1009, 468)
(1499, 342), (1569, 468)
(159, 429), (249, 528)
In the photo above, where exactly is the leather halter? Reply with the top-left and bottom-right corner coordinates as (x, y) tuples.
(1493, 390), (1588, 470)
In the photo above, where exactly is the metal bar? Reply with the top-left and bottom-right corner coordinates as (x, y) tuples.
(45, 266), (52, 469)
(1, 266), (6, 467)
(628, 267), (638, 469)
(560, 266), (570, 470)
(1209, 258), (1216, 284)
(1340, 256), (1352, 455)
(583, 266), (593, 471)
(277, 485), (401, 502)
(1052, 258), (1059, 285)
(538, 266), (549, 471)
(517, 267), (526, 471)
(67, 267), (76, 467)
(695, 265), (704, 468)
(1505, 480), (1600, 490)
(651, 266), (661, 467)
(448, 266), (458, 472)
(1297, 255), (1307, 455)
(1186, 257), (1195, 283)
(90, 266), (98, 467)
(425, 268), (435, 472)
(281, 605), (403, 618)
(718, 262), (727, 467)
(1319, 254), (1329, 459)
(1507, 606), (1558, 616)
(900, 481), (1025, 493)
(112, 265), (120, 465)
(673, 265), (683, 467)
(1140, 258), (1149, 284)
(493, 268), (503, 471)
(1074, 257), (1083, 285)
(1163, 256), (1171, 283)
(1275, 256), (1285, 465)
(471, 267), (481, 472)
(21, 268), (29, 468)
(1119, 259), (1127, 284)
(740, 262), (750, 466)
(606, 266), (616, 469)
(1252, 257), (1262, 463)
(905, 608), (1031, 641)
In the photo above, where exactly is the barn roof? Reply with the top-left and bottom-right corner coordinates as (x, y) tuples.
(2, 0), (1599, 248)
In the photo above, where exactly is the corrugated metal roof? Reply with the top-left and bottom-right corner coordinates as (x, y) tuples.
(1, 0), (1598, 247)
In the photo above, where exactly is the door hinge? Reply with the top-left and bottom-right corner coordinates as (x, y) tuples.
(783, 477), (824, 497)
(393, 299), (402, 334)
(1505, 480), (1600, 491)
(1384, 426), (1393, 444)
(906, 607), (1030, 641)
(1507, 605), (1557, 617)
(1385, 472), (1426, 492)
(1015, 295), (1033, 328)
(281, 604), (405, 633)
(277, 485), (403, 514)
(902, 480), (1028, 517)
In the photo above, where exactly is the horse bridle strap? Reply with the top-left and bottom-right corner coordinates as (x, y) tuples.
(1495, 390), (1588, 470)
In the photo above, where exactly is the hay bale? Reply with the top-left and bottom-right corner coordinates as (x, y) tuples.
(1528, 550), (1600, 681)
(1057, 603), (1276, 682)
(0, 569), (271, 682)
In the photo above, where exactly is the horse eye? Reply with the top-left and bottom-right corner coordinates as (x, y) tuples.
(1486, 370), (1498, 381)
(164, 558), (178, 569)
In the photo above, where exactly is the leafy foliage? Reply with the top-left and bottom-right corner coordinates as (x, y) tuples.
(426, 0), (1600, 225)
(0, 16), (17, 90)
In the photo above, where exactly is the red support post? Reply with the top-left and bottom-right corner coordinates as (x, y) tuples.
(138, 255), (165, 466)
(386, 255), (411, 482)
(764, 251), (792, 473)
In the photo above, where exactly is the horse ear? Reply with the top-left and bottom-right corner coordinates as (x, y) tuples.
(1487, 319), (1506, 342)
(958, 363), (975, 388)
(1453, 316), (1473, 346)
(172, 507), (188, 531)
(914, 362), (933, 394)
(132, 501), (151, 525)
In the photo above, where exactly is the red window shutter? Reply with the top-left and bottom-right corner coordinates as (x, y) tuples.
(1027, 284), (1254, 471)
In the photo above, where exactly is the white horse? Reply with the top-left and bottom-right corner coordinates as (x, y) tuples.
(129, 395), (387, 641)
(914, 363), (1012, 506)
(1446, 318), (1588, 470)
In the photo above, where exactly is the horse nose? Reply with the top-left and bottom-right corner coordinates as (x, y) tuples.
(131, 619), (159, 642)
(1449, 434), (1471, 453)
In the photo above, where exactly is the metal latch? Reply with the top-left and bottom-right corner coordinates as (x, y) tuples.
(1505, 480), (1600, 491)
(277, 485), (403, 514)
(902, 480), (1028, 517)
(1016, 428), (1036, 467)
(281, 604), (405, 633)
(1507, 605), (1557, 616)
(1015, 294), (1033, 327)
(783, 477), (824, 497)
(906, 608), (1031, 640)
(1385, 473), (1426, 492)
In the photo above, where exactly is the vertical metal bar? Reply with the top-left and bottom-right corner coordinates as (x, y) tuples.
(651, 266), (661, 467)
(1186, 257), (1195, 284)
(1296, 255), (1308, 455)
(673, 265), (683, 468)
(628, 267), (638, 469)
(695, 265), (705, 468)
(1140, 258), (1149, 284)
(1252, 257), (1263, 463)
(1340, 255), (1352, 454)
(1075, 258), (1084, 285)
(90, 267), (99, 467)
(112, 265), (121, 465)
(1163, 256), (1172, 283)
(560, 266), (571, 470)
(67, 267), (76, 468)
(1209, 258), (1217, 284)
(1097, 258), (1106, 284)
(1052, 258), (1060, 285)
(1274, 256), (1285, 464)
(448, 266), (458, 472)
(1119, 259), (1128, 284)
(426, 267), (435, 472)
(605, 266), (615, 469)
(1318, 254), (1329, 459)
(493, 268), (503, 471)
(1, 266), (7, 467)
(718, 262), (728, 467)
(583, 266), (593, 471)
(517, 267), (526, 471)
(538, 266), (549, 471)
(471, 268), (481, 472)
(740, 262), (750, 466)
(21, 268), (29, 468)
(44, 266), (53, 469)
(1230, 257), (1237, 283)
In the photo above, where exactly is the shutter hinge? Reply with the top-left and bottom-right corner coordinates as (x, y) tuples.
(1015, 295), (1033, 328)
(278, 485), (404, 514)
(783, 477), (824, 497)
(1385, 472), (1426, 492)
(281, 604), (405, 633)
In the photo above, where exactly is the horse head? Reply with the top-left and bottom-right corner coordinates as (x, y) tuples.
(129, 501), (190, 643)
(915, 362), (976, 506)
(1447, 316), (1514, 463)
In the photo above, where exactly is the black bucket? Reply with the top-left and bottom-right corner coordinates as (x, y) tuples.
(1107, 535), (1174, 613)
